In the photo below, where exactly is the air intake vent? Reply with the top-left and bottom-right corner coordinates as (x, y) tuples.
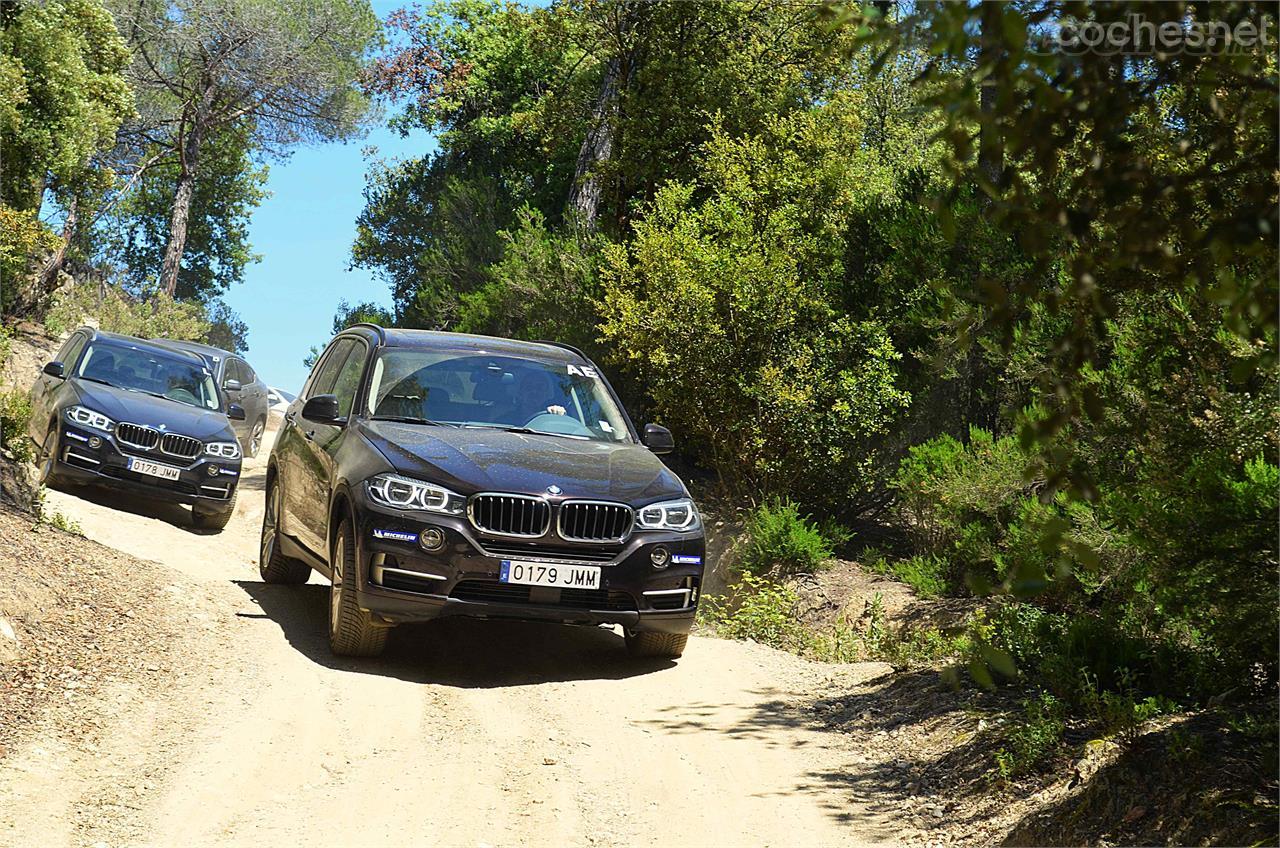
(116, 422), (159, 450)
(161, 433), (202, 459)
(557, 501), (633, 542)
(468, 494), (551, 537)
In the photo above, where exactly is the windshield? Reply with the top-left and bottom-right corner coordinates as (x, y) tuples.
(366, 349), (633, 443)
(78, 343), (222, 411)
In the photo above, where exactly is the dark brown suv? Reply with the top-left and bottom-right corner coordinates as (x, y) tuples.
(259, 325), (704, 659)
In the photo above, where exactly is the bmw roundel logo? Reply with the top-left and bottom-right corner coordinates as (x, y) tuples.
(546, 484), (562, 495)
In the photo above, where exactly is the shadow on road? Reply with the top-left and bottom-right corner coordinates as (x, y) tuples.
(49, 481), (216, 535)
(235, 580), (675, 688)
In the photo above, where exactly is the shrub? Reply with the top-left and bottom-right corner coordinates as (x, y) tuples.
(699, 572), (813, 653)
(861, 548), (952, 597)
(993, 692), (1067, 780)
(0, 389), (32, 463)
(45, 283), (211, 342)
(0, 205), (59, 312)
(739, 498), (840, 576)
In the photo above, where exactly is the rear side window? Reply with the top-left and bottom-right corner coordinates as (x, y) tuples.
(330, 344), (367, 418)
(57, 332), (88, 369)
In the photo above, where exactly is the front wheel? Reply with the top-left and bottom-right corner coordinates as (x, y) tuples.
(246, 417), (266, 458)
(329, 519), (388, 657)
(625, 629), (688, 659)
(192, 490), (237, 531)
(36, 429), (67, 488)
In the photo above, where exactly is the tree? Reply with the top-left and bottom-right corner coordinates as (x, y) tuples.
(102, 119), (268, 302)
(110, 0), (378, 296)
(0, 0), (132, 313)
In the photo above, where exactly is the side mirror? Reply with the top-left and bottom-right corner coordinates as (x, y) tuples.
(223, 378), (242, 392)
(227, 403), (247, 422)
(643, 423), (675, 455)
(43, 361), (65, 379)
(301, 394), (341, 423)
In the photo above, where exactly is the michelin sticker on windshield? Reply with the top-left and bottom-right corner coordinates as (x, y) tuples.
(566, 364), (599, 379)
(373, 529), (418, 544)
(672, 554), (702, 565)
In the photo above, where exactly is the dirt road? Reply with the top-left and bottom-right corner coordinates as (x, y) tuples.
(1, 428), (898, 847)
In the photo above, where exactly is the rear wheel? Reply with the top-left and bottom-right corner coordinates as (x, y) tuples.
(259, 477), (310, 583)
(625, 629), (688, 659)
(192, 489), (237, 531)
(246, 417), (266, 458)
(36, 429), (67, 488)
(329, 518), (387, 657)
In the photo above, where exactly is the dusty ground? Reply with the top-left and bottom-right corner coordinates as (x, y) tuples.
(0, 425), (917, 848)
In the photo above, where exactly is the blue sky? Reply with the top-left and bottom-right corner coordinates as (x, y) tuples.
(221, 18), (434, 392)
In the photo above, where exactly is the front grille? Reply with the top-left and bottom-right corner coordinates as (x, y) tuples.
(161, 433), (202, 459)
(558, 501), (633, 542)
(480, 540), (621, 563)
(450, 579), (636, 612)
(469, 494), (550, 537)
(116, 422), (159, 450)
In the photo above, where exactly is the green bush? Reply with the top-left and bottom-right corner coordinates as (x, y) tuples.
(739, 498), (840, 576)
(45, 284), (210, 342)
(0, 389), (32, 462)
(993, 692), (1067, 780)
(699, 572), (813, 653)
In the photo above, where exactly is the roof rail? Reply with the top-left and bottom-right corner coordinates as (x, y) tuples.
(532, 339), (587, 361)
(346, 322), (386, 342)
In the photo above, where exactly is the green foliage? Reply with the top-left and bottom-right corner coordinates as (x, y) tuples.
(46, 283), (210, 343)
(0, 389), (33, 464)
(0, 0), (133, 213)
(739, 499), (838, 577)
(0, 205), (59, 311)
(33, 489), (84, 535)
(698, 572), (812, 654)
(102, 121), (269, 302)
(993, 693), (1066, 780)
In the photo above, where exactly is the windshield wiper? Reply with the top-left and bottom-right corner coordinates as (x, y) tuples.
(78, 376), (117, 388)
(462, 423), (588, 440)
(371, 415), (456, 427)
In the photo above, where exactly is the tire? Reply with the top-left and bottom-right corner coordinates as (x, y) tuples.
(192, 489), (237, 531)
(625, 629), (689, 659)
(36, 428), (68, 488)
(329, 518), (388, 657)
(246, 417), (266, 459)
(259, 477), (310, 584)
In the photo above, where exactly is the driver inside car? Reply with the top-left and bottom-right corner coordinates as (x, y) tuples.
(511, 369), (567, 419)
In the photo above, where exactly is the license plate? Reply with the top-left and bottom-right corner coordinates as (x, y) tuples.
(500, 559), (600, 590)
(127, 457), (182, 481)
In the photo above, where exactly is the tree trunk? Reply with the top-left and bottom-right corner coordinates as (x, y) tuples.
(567, 55), (620, 230)
(977, 0), (1004, 208)
(37, 193), (77, 297)
(158, 86), (213, 297)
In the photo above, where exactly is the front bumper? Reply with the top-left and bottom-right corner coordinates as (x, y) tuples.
(51, 423), (241, 506)
(350, 488), (705, 633)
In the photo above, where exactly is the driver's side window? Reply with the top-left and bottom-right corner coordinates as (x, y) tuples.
(305, 340), (353, 400)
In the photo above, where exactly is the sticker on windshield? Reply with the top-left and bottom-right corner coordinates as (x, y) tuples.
(599, 421), (614, 433)
(566, 364), (599, 379)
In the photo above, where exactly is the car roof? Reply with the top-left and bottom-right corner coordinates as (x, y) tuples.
(345, 326), (587, 364)
(149, 338), (233, 360)
(84, 328), (211, 367)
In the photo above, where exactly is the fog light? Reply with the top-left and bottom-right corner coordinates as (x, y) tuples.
(650, 546), (670, 569)
(419, 527), (446, 552)
(87, 436), (102, 448)
(207, 465), (220, 477)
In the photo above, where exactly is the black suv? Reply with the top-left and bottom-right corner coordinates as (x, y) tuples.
(260, 325), (704, 659)
(28, 328), (246, 529)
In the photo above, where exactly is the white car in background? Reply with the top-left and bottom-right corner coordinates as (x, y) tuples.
(266, 387), (296, 421)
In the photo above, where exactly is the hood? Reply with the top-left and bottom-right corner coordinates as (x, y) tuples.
(360, 420), (686, 503)
(72, 380), (236, 442)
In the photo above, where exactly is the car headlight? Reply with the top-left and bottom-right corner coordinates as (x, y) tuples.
(66, 405), (115, 433)
(636, 498), (700, 531)
(205, 441), (242, 460)
(367, 473), (465, 514)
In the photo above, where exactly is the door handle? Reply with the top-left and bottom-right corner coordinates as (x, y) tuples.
(284, 411), (295, 423)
